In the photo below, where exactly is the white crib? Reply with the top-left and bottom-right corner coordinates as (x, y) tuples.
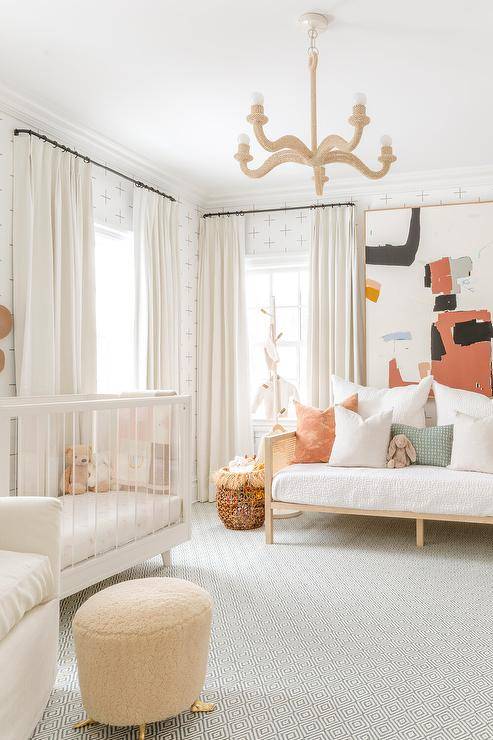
(0, 391), (192, 597)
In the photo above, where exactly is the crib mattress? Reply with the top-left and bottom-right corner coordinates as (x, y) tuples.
(61, 491), (182, 569)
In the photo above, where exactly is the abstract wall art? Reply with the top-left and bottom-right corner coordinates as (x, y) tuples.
(365, 202), (493, 396)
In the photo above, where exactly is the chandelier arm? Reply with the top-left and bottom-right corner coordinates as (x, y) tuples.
(238, 150), (308, 179)
(316, 127), (364, 157)
(251, 123), (313, 160)
(322, 150), (395, 179)
(316, 106), (370, 158)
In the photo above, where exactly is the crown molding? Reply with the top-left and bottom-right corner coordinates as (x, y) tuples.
(204, 163), (493, 210)
(0, 82), (207, 206)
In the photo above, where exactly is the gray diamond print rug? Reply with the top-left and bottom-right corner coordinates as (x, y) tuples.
(31, 503), (493, 739)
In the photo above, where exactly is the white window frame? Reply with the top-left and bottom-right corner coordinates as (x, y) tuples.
(245, 252), (309, 427)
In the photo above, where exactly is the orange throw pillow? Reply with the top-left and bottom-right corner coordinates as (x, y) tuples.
(292, 394), (358, 464)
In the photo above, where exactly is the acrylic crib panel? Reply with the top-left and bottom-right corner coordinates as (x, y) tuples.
(0, 391), (191, 597)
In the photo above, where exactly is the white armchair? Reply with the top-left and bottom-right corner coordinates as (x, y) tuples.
(0, 497), (62, 740)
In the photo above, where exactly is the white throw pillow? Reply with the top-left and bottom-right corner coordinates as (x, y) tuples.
(329, 407), (393, 468)
(433, 381), (493, 426)
(449, 411), (493, 475)
(332, 375), (433, 428)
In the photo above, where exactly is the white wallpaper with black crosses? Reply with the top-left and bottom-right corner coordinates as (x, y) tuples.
(245, 205), (311, 256)
(92, 167), (134, 230)
(176, 201), (200, 496)
(238, 180), (493, 261)
(0, 114), (16, 397)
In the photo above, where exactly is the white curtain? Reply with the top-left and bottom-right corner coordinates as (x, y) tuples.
(308, 205), (365, 407)
(133, 188), (180, 391)
(197, 216), (252, 502)
(13, 135), (96, 396)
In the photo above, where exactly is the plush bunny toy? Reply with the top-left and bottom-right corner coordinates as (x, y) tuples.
(387, 434), (417, 469)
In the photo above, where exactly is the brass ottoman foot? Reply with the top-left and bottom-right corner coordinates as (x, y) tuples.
(138, 724), (146, 740)
(190, 699), (216, 713)
(73, 717), (96, 729)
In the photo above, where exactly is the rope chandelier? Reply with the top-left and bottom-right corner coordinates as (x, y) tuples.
(234, 12), (397, 196)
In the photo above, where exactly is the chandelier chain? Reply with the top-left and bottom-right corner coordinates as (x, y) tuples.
(307, 28), (319, 55)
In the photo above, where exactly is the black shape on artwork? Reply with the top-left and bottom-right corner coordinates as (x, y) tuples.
(431, 323), (446, 360)
(424, 263), (431, 288)
(434, 294), (457, 312)
(453, 319), (493, 346)
(366, 208), (421, 266)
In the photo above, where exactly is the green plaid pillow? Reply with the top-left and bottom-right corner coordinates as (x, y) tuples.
(390, 423), (454, 467)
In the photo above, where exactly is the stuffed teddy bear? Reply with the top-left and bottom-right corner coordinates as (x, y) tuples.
(61, 445), (93, 495)
(88, 452), (112, 493)
(387, 434), (417, 469)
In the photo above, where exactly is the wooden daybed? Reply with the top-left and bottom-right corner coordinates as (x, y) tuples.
(264, 431), (493, 548)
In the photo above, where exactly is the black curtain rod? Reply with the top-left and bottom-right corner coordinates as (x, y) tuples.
(13, 128), (176, 203)
(202, 201), (354, 218)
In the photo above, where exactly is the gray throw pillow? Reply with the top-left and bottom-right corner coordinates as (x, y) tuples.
(390, 423), (454, 467)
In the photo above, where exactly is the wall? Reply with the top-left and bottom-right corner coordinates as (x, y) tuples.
(0, 107), (201, 496)
(0, 114), (16, 396)
(224, 181), (493, 260)
(244, 205), (311, 256)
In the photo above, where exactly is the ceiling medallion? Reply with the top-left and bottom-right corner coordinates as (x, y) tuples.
(234, 12), (397, 195)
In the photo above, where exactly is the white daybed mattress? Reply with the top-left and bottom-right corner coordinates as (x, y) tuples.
(61, 491), (182, 569)
(272, 464), (493, 517)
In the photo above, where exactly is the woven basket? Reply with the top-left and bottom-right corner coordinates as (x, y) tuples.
(213, 465), (265, 530)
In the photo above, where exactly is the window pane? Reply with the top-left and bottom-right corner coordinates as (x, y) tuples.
(276, 307), (299, 341)
(246, 271), (270, 308)
(247, 308), (268, 344)
(250, 343), (269, 414)
(300, 269), (309, 306)
(95, 229), (136, 392)
(277, 345), (298, 380)
(272, 271), (299, 306)
(246, 259), (308, 418)
(301, 306), (308, 339)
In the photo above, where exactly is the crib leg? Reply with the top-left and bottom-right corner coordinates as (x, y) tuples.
(139, 724), (146, 740)
(416, 519), (424, 548)
(161, 550), (172, 567)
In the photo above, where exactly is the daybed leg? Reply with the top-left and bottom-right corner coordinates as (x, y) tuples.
(265, 505), (273, 545)
(416, 519), (424, 548)
(161, 550), (172, 567)
(191, 699), (216, 713)
(73, 717), (96, 729)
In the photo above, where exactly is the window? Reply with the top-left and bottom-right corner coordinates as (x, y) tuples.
(95, 226), (136, 392)
(246, 256), (309, 419)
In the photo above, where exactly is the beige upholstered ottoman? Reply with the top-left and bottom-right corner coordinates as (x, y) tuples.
(72, 577), (214, 739)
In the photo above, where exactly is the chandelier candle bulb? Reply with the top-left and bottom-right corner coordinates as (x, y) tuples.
(380, 135), (392, 147)
(238, 134), (250, 145)
(234, 12), (397, 195)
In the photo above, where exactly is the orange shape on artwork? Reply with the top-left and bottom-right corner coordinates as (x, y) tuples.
(429, 257), (453, 295)
(365, 278), (381, 303)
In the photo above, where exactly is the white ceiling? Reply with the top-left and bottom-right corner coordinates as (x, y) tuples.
(1, 0), (492, 202)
